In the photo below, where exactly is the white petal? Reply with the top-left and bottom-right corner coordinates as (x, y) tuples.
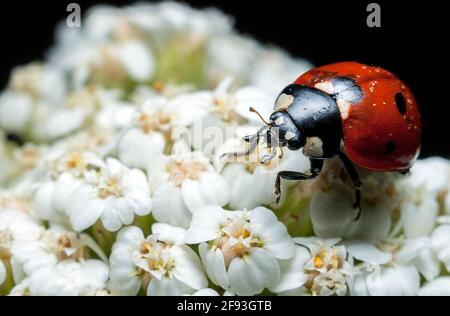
(124, 188), (152, 216)
(121, 168), (150, 192)
(199, 243), (228, 289)
(67, 185), (105, 231)
(431, 225), (450, 271)
(33, 182), (57, 220)
(191, 288), (220, 296)
(234, 86), (273, 122)
(351, 274), (370, 296)
(185, 205), (226, 244)
(222, 163), (272, 209)
(169, 94), (209, 126)
(249, 207), (295, 259)
(109, 227), (143, 295)
(181, 172), (230, 213)
(116, 41), (154, 81)
(152, 223), (186, 245)
(345, 241), (392, 265)
(152, 182), (192, 228)
(311, 185), (391, 240)
(147, 277), (194, 296)
(408, 158), (449, 194)
(269, 246), (310, 293)
(401, 196), (439, 238)
(0, 92), (33, 133)
(28, 260), (108, 296)
(100, 198), (124, 232)
(118, 128), (165, 169)
(228, 248), (280, 296)
(171, 245), (208, 290)
(366, 265), (420, 296)
(52, 173), (82, 212)
(419, 277), (450, 296)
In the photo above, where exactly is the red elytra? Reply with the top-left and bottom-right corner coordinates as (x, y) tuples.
(294, 61), (421, 172)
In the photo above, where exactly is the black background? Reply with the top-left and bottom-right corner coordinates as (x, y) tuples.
(0, 0), (448, 157)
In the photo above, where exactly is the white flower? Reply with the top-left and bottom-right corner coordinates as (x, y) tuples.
(109, 225), (207, 296)
(94, 100), (135, 132)
(249, 49), (312, 97)
(0, 91), (33, 134)
(310, 183), (392, 240)
(397, 157), (448, 238)
(8, 63), (65, 103)
(117, 96), (207, 169)
(0, 63), (92, 141)
(34, 151), (104, 225)
(400, 191), (439, 238)
(346, 238), (438, 296)
(405, 157), (449, 194)
(66, 158), (152, 231)
(271, 238), (354, 296)
(361, 265), (420, 296)
(26, 259), (109, 296)
(185, 206), (295, 295)
(114, 41), (154, 81)
(431, 225), (450, 272)
(0, 209), (43, 282)
(148, 150), (229, 228)
(395, 237), (440, 281)
(419, 277), (450, 296)
(11, 225), (107, 276)
(185, 78), (275, 157)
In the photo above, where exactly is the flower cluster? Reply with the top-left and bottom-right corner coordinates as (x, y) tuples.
(1, 2), (449, 296)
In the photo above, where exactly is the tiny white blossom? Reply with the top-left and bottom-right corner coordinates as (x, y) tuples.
(0, 209), (44, 288)
(66, 158), (152, 231)
(185, 205), (295, 295)
(117, 96), (207, 169)
(12, 225), (107, 277)
(346, 238), (437, 296)
(26, 259), (109, 296)
(109, 225), (207, 296)
(272, 238), (354, 296)
(148, 150), (229, 228)
(34, 151), (104, 225)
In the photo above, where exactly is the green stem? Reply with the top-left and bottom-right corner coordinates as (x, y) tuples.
(0, 258), (15, 296)
(88, 221), (117, 257)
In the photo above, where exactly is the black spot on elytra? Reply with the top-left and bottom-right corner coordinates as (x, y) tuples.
(384, 141), (396, 155)
(395, 92), (407, 114)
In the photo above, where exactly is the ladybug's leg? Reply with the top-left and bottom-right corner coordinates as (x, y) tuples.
(337, 151), (362, 220)
(274, 158), (323, 204)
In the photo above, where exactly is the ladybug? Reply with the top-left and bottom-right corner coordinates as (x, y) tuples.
(225, 62), (421, 219)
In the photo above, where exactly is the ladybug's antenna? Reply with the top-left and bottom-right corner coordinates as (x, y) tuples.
(249, 107), (270, 126)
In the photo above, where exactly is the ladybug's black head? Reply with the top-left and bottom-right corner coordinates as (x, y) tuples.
(268, 111), (305, 150)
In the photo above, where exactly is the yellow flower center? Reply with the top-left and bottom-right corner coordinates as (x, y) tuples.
(212, 217), (263, 267)
(167, 161), (206, 187)
(314, 255), (324, 269)
(98, 178), (123, 198)
(138, 111), (172, 133)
